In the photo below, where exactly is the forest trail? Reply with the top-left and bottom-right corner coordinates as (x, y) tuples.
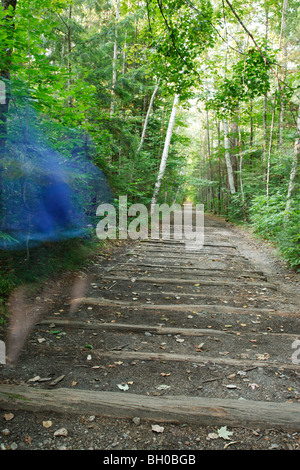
(1, 214), (300, 450)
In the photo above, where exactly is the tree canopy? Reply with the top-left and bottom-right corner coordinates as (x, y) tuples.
(0, 0), (299, 270)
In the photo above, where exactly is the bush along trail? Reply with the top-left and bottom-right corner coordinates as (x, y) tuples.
(0, 213), (300, 451)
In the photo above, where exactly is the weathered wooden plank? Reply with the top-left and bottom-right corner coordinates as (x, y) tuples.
(103, 275), (277, 290)
(110, 262), (266, 277)
(38, 319), (232, 337)
(140, 240), (236, 248)
(96, 289), (276, 305)
(73, 297), (299, 317)
(0, 385), (299, 431)
(108, 264), (266, 277)
(38, 319), (300, 339)
(91, 349), (300, 371)
(134, 253), (248, 260)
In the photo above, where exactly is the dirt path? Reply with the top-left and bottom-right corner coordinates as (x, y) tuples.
(0, 214), (300, 452)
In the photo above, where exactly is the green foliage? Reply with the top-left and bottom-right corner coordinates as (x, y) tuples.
(250, 193), (286, 237)
(277, 207), (300, 269)
(206, 47), (272, 117)
(146, 0), (216, 97)
(250, 193), (300, 269)
(0, 237), (100, 321)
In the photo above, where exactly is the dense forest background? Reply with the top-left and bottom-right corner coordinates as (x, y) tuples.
(0, 0), (299, 316)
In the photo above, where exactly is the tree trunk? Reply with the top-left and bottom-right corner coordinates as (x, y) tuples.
(206, 110), (213, 211)
(223, 120), (236, 194)
(67, 5), (72, 107)
(137, 78), (160, 153)
(285, 104), (300, 213)
(278, 0), (289, 150)
(150, 94), (179, 215)
(263, 94), (267, 168)
(230, 121), (239, 189)
(266, 104), (275, 197)
(238, 121), (246, 220)
(110, 0), (120, 117)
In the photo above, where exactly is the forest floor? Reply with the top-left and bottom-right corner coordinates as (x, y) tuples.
(0, 213), (300, 454)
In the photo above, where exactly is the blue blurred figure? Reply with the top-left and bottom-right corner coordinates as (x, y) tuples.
(33, 174), (78, 242)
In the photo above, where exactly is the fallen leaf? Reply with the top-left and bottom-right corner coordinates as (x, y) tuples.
(156, 384), (171, 390)
(256, 353), (270, 360)
(42, 420), (52, 428)
(207, 432), (219, 440)
(217, 426), (233, 440)
(117, 384), (129, 391)
(54, 428), (68, 437)
(4, 413), (14, 421)
(248, 383), (259, 390)
(227, 373), (236, 379)
(28, 376), (41, 383)
(237, 370), (247, 376)
(152, 425), (164, 433)
(49, 375), (65, 386)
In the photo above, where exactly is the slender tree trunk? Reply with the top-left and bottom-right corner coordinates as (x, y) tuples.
(110, 0), (120, 117)
(217, 121), (222, 214)
(223, 120), (236, 194)
(278, 0), (289, 150)
(238, 120), (246, 220)
(285, 104), (300, 214)
(263, 94), (267, 168)
(266, 104), (275, 197)
(250, 100), (254, 149)
(262, 6), (269, 171)
(122, 31), (127, 75)
(137, 78), (160, 153)
(230, 120), (239, 189)
(150, 94), (179, 215)
(67, 5), (72, 107)
(206, 110), (213, 211)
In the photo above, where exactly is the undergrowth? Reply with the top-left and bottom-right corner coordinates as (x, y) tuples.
(0, 237), (105, 323)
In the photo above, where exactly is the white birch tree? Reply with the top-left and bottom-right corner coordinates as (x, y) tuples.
(223, 120), (236, 194)
(150, 94), (180, 215)
(137, 78), (160, 153)
(110, 0), (120, 117)
(285, 103), (300, 213)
